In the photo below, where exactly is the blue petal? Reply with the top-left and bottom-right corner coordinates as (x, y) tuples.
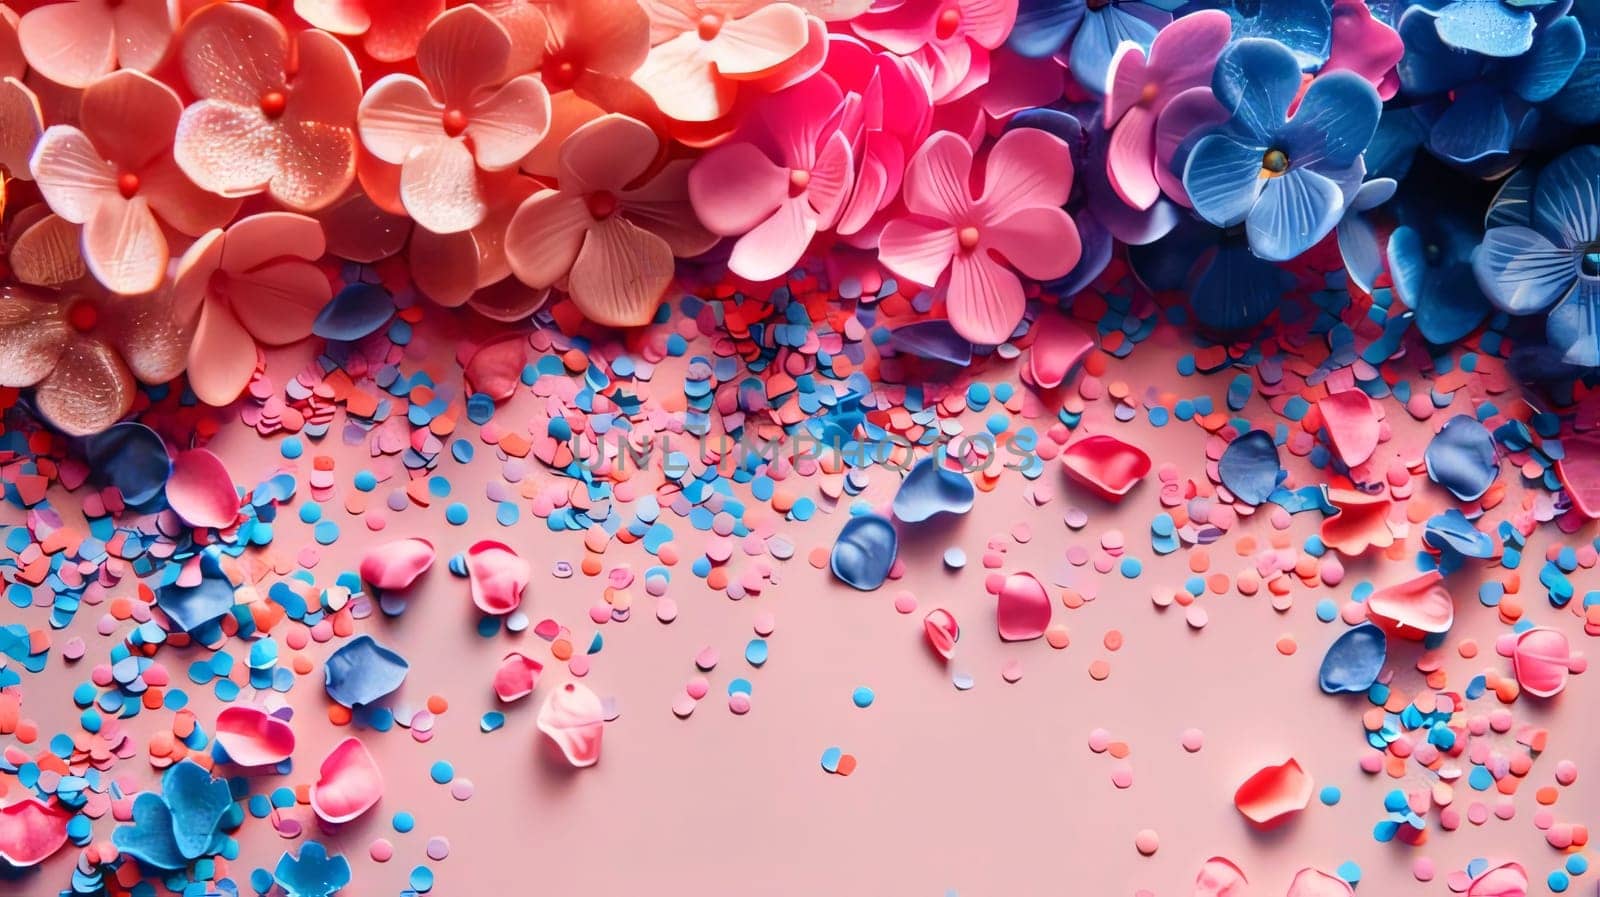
(1279, 71), (1382, 171)
(1211, 0), (1334, 68)
(888, 321), (973, 365)
(1391, 224), (1491, 344)
(1246, 166), (1344, 261)
(1218, 429), (1282, 505)
(1435, 0), (1537, 57)
(1191, 240), (1294, 330)
(1486, 164), (1538, 227)
(1069, 4), (1164, 93)
(1127, 215), (1214, 292)
(1184, 132), (1268, 227)
(829, 513), (898, 590)
(1424, 509), (1496, 558)
(1511, 13), (1586, 101)
(1532, 144), (1600, 246)
(1472, 225), (1578, 313)
(313, 283), (394, 342)
(1318, 623), (1387, 694)
(163, 760), (233, 861)
(112, 794), (188, 870)
(1009, 0), (1087, 57)
(1550, 0), (1600, 122)
(83, 422), (170, 506)
(1051, 209), (1115, 296)
(1353, 177), (1398, 211)
(1425, 414), (1500, 501)
(1212, 38), (1303, 140)
(1426, 82), (1514, 166)
(1397, 6), (1484, 95)
(1339, 214), (1384, 293)
(276, 841), (353, 897)
(323, 634), (410, 707)
(893, 457), (976, 523)
(1365, 109), (1430, 181)
(1548, 275), (1600, 366)
(156, 547), (236, 632)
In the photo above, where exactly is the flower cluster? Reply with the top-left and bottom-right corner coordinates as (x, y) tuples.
(2, 0), (1600, 435)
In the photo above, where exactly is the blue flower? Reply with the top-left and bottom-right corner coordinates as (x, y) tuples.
(1008, 1), (1178, 92)
(1384, 164), (1495, 343)
(1473, 144), (1600, 366)
(111, 760), (235, 870)
(1128, 214), (1295, 331)
(275, 841), (352, 897)
(1549, 0), (1600, 123)
(1182, 38), (1380, 261)
(1181, 0), (1334, 68)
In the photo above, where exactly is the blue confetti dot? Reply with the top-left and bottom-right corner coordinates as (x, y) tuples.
(280, 437), (303, 459)
(745, 639), (769, 667)
(445, 503), (469, 525)
(1319, 786), (1341, 805)
(429, 761), (454, 784)
(393, 812), (415, 833)
(851, 686), (874, 708)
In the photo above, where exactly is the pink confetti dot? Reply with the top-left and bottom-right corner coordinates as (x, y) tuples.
(1001, 660), (1023, 683)
(672, 695), (696, 718)
(686, 677), (709, 699)
(369, 839), (393, 862)
(1111, 766), (1134, 789)
(1412, 858), (1434, 882)
(655, 598), (678, 623)
(1555, 760), (1578, 785)
(1133, 829), (1159, 856)
(728, 693), (751, 715)
(753, 612), (775, 636)
(450, 779), (474, 801)
(1088, 728), (1111, 753)
(426, 837), (450, 860)
(893, 592), (917, 614)
(1180, 729), (1204, 752)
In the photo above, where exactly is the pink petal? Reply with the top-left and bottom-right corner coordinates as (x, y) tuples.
(469, 281), (550, 322)
(959, 0), (1017, 49)
(0, 798), (70, 867)
(29, 125), (117, 224)
(1194, 857), (1248, 897)
(362, 0), (443, 63)
(401, 137), (485, 233)
(360, 537), (437, 591)
(1366, 571), (1453, 639)
(166, 448), (239, 529)
(1319, 488), (1393, 556)
(635, 34), (730, 123)
(1233, 757), (1312, 828)
(34, 337), (135, 436)
(1467, 863), (1528, 897)
(0, 77), (42, 180)
(293, 0), (372, 36)
(17, 0), (114, 88)
(467, 75), (551, 170)
(172, 100), (278, 199)
(1318, 388), (1380, 466)
(727, 196), (814, 282)
(409, 227), (481, 306)
(464, 333), (527, 399)
(1286, 868), (1354, 897)
(140, 155), (242, 237)
(103, 291), (191, 385)
(1104, 43), (1148, 129)
(1060, 434), (1152, 501)
(836, 133), (900, 237)
(985, 205), (1080, 280)
(1107, 105), (1161, 210)
(0, 6), (22, 79)
(978, 125), (1072, 213)
(567, 214), (675, 326)
(311, 736), (383, 824)
(0, 288), (67, 388)
(1145, 9), (1231, 98)
(177, 3), (286, 104)
(505, 189), (590, 288)
(1027, 313), (1093, 389)
(186, 297), (259, 406)
(901, 130), (974, 221)
(923, 607), (959, 660)
(980, 48), (1064, 119)
(171, 228), (225, 322)
(417, 4), (512, 108)
(619, 158), (718, 257)
(807, 129), (855, 227)
(284, 29), (362, 132)
(1154, 86), (1227, 207)
(109, 0), (176, 73)
(358, 74), (445, 166)
(559, 112), (659, 194)
(214, 706), (295, 767)
(1325, 0), (1404, 100)
(226, 260), (332, 347)
(79, 69), (178, 171)
(319, 189), (410, 263)
(468, 540), (531, 615)
(537, 681), (605, 768)
(1557, 429), (1600, 518)
(10, 213), (86, 287)
(1508, 628), (1574, 698)
(493, 652), (544, 702)
(945, 249), (1023, 345)
(84, 195), (167, 295)
(995, 571), (1050, 641)
(221, 211), (326, 272)
(878, 216), (957, 287)
(272, 115), (358, 213)
(688, 140), (787, 236)
(711, 4), (809, 77)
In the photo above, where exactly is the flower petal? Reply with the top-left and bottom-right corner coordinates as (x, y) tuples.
(222, 212), (326, 272)
(635, 33), (729, 123)
(29, 125), (117, 224)
(945, 250), (1024, 345)
(363, 0), (443, 63)
(979, 125), (1072, 213)
(140, 155), (242, 237)
(0, 287), (67, 387)
(1473, 225), (1579, 314)
(17, 0), (115, 88)
(102, 292), (191, 384)
(273, 117), (358, 212)
(1107, 104), (1160, 210)
(10, 214), (86, 287)
(1245, 166), (1343, 262)
(400, 137), (485, 234)
(1154, 85), (1228, 206)
(84, 195), (167, 295)
(1533, 145), (1600, 249)
(1435, 0), (1534, 58)
(1278, 71), (1380, 171)
(1549, 276), (1600, 368)
(79, 70), (179, 171)
(688, 140), (787, 235)
(467, 75), (551, 170)
(1070, 4), (1162, 94)
(1511, 14), (1584, 104)
(1147, 8), (1231, 94)
(1007, 0), (1084, 58)
(711, 3), (809, 77)
(1211, 37), (1300, 142)
(186, 298), (258, 406)
(34, 336), (135, 436)
(358, 74), (445, 166)
(417, 4), (512, 108)
(0, 77), (42, 180)
(985, 205), (1080, 280)
(293, 0), (372, 36)
(618, 158), (716, 257)
(228, 261), (332, 346)
(1183, 131), (1265, 227)
(505, 189), (591, 288)
(879, 218), (958, 286)
(560, 113), (659, 194)
(902, 130), (975, 222)
(410, 228), (480, 306)
(727, 196), (814, 282)
(177, 3), (287, 104)
(173, 101), (278, 199)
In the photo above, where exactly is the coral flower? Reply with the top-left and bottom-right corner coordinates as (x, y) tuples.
(878, 127), (1079, 345)
(505, 113), (715, 326)
(172, 2), (361, 212)
(850, 0), (1017, 103)
(358, 4), (551, 235)
(171, 213), (333, 406)
(293, 0), (444, 62)
(0, 213), (189, 435)
(633, 0), (823, 127)
(16, 0), (175, 88)
(30, 70), (238, 295)
(410, 168), (548, 317)
(689, 75), (854, 281)
(0, 5), (41, 181)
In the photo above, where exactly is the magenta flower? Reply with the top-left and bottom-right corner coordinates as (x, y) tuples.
(171, 213), (332, 406)
(1102, 9), (1229, 211)
(358, 4), (551, 235)
(172, 2), (361, 213)
(30, 70), (239, 295)
(878, 128), (1079, 345)
(821, 34), (933, 244)
(15, 0), (175, 89)
(505, 113), (714, 326)
(1323, 0), (1403, 101)
(294, 0), (445, 63)
(849, 0), (1016, 104)
(688, 75), (854, 281)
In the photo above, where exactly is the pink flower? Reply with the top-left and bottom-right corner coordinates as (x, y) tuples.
(16, 0), (175, 88)
(30, 70), (238, 295)
(0, 5), (41, 181)
(633, 0), (824, 129)
(849, 0), (1016, 104)
(505, 113), (715, 326)
(1102, 9), (1229, 211)
(878, 128), (1079, 345)
(0, 213), (190, 435)
(294, 0), (445, 63)
(688, 75), (854, 281)
(358, 4), (551, 235)
(1324, 0), (1403, 100)
(172, 2), (361, 212)
(171, 213), (332, 406)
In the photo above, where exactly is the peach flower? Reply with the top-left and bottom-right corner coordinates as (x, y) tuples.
(505, 113), (714, 326)
(16, 0), (175, 88)
(293, 0), (444, 62)
(172, 2), (361, 212)
(171, 213), (332, 406)
(410, 168), (547, 316)
(357, 4), (551, 235)
(30, 70), (238, 294)
(0, 5), (41, 181)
